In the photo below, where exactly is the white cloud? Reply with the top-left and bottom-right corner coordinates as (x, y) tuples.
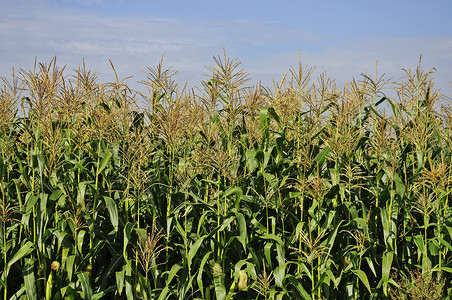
(244, 36), (452, 97)
(1, 0), (451, 97)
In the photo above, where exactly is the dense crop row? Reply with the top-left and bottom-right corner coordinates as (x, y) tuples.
(0, 54), (451, 299)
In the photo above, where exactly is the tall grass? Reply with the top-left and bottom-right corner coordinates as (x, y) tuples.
(0, 54), (451, 299)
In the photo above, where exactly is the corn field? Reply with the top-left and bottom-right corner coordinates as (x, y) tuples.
(0, 53), (451, 299)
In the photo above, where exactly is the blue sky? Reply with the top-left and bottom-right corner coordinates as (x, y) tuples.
(1, 0), (452, 94)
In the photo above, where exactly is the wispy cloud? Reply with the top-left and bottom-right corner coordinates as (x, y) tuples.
(1, 0), (451, 95)
(244, 35), (452, 96)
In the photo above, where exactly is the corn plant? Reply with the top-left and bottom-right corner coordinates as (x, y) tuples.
(0, 54), (451, 299)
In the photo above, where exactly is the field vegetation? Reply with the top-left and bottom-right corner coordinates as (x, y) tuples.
(0, 53), (451, 299)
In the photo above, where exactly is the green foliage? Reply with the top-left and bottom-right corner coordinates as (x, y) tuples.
(0, 54), (451, 299)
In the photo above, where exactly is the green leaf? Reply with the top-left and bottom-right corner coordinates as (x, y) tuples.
(46, 272), (53, 300)
(433, 266), (452, 273)
(92, 290), (110, 300)
(187, 236), (205, 268)
(36, 153), (45, 178)
(77, 229), (86, 255)
(267, 106), (281, 127)
(125, 259), (133, 300)
(77, 272), (93, 299)
(24, 194), (39, 214)
(438, 237), (452, 252)
(413, 234), (426, 255)
(23, 258), (37, 300)
(7, 241), (34, 276)
(9, 286), (26, 300)
(286, 275), (311, 300)
(218, 216), (235, 232)
(351, 269), (371, 293)
(259, 107), (270, 130)
(49, 189), (64, 202)
(380, 208), (396, 250)
(264, 242), (273, 268)
(158, 264), (181, 300)
(261, 233), (284, 246)
(325, 269), (340, 289)
(245, 149), (258, 173)
(78, 240), (105, 272)
(158, 286), (169, 300)
(364, 256), (377, 278)
(97, 151), (112, 175)
(66, 255), (75, 281)
(308, 146), (330, 175)
(382, 251), (394, 296)
(274, 262), (288, 287)
(116, 269), (125, 296)
(275, 242), (285, 268)
(104, 196), (119, 232)
(393, 173), (405, 197)
(100, 253), (123, 291)
(197, 251), (213, 298)
(324, 219), (344, 257)
(223, 186), (243, 208)
(77, 181), (93, 205)
(234, 211), (248, 252)
(123, 222), (135, 258)
(167, 264), (182, 284)
(223, 186), (242, 199)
